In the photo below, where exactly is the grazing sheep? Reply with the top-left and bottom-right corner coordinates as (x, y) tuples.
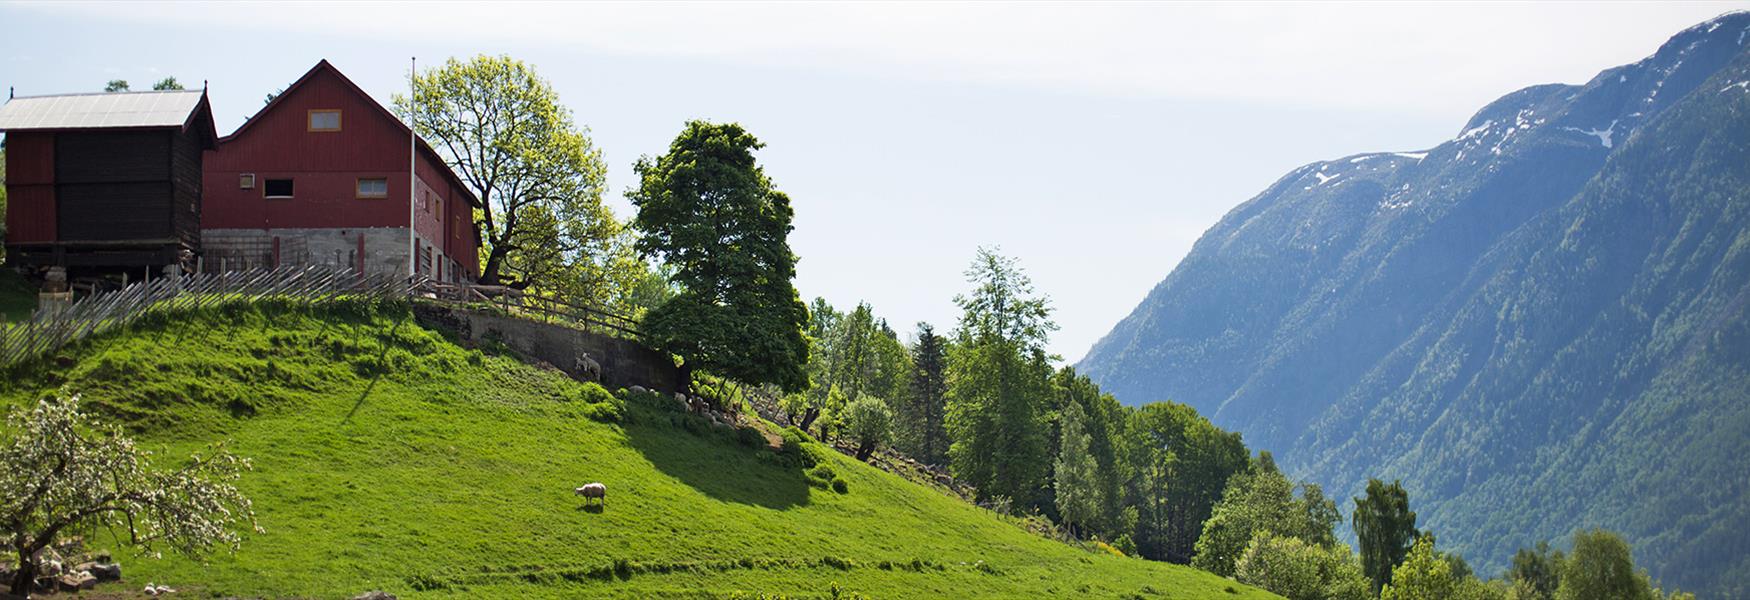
(575, 482), (607, 506)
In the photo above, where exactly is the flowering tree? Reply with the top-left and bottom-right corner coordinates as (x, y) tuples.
(0, 393), (258, 594)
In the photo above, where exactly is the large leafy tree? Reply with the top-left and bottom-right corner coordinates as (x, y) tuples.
(397, 55), (618, 290)
(1, 394), (258, 595)
(151, 77), (184, 91)
(1354, 479), (1420, 593)
(900, 322), (949, 466)
(1555, 529), (1679, 600)
(1123, 400), (1248, 563)
(945, 248), (1055, 509)
(103, 80), (129, 92)
(630, 121), (810, 393)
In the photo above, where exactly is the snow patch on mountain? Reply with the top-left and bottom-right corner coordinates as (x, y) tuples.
(1562, 120), (1619, 149)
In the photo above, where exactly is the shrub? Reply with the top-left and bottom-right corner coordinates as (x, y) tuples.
(579, 400), (624, 423)
(574, 382), (616, 404)
(831, 478), (849, 494)
(737, 426), (766, 448)
(778, 426), (815, 467)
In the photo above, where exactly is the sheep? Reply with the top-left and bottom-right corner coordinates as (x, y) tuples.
(575, 482), (607, 506)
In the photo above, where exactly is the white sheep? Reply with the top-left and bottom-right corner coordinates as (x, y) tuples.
(575, 482), (607, 506)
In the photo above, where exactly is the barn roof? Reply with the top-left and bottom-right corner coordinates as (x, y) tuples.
(0, 89), (210, 132)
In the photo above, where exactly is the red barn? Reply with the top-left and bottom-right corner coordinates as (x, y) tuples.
(201, 60), (479, 281)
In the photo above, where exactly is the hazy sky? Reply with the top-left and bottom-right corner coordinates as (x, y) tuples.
(2, 1), (1743, 361)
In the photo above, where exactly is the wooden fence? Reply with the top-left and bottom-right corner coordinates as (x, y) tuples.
(416, 280), (642, 338)
(0, 267), (422, 369)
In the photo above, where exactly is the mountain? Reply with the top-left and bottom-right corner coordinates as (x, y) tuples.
(0, 301), (1275, 599)
(1079, 12), (1750, 597)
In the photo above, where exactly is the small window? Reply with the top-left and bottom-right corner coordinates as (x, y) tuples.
(357, 178), (388, 198)
(239, 173), (256, 189)
(308, 109), (341, 132)
(263, 179), (294, 198)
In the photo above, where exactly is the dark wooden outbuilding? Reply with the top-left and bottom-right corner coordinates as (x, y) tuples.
(0, 90), (217, 272)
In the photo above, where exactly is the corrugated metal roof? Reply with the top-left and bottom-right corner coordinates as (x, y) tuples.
(0, 90), (205, 131)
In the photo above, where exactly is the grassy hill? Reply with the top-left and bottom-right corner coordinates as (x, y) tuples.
(0, 299), (1274, 599)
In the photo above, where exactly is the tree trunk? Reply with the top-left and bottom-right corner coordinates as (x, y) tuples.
(10, 546), (35, 596)
(855, 442), (875, 461)
(798, 408), (820, 433)
(478, 247), (509, 286)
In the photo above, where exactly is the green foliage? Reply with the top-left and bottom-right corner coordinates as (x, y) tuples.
(1191, 455), (1340, 577)
(945, 248), (1056, 511)
(103, 79), (128, 92)
(0, 302), (1280, 598)
(1380, 537), (1455, 600)
(631, 121), (810, 393)
(1047, 367), (1126, 539)
(1354, 479), (1419, 593)
(842, 394), (893, 461)
(1508, 541), (1562, 600)
(1124, 400), (1248, 564)
(397, 54), (621, 293)
(1233, 533), (1370, 600)
(151, 76), (184, 91)
(777, 426), (815, 468)
(1052, 402), (1100, 537)
(1555, 529), (1662, 600)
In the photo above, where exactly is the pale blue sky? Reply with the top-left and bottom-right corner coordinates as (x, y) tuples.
(3, 1), (1742, 361)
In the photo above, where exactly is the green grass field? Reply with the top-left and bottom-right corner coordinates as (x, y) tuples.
(0, 300), (1276, 599)
(0, 269), (36, 322)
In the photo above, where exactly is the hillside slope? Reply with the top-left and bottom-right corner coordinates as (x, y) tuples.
(1079, 12), (1750, 596)
(0, 300), (1275, 599)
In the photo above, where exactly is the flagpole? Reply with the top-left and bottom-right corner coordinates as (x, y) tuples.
(408, 56), (418, 279)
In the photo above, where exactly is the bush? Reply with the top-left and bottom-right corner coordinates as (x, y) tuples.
(736, 426), (766, 448)
(778, 426), (815, 467)
(831, 478), (849, 494)
(579, 400), (624, 423)
(574, 382), (616, 404)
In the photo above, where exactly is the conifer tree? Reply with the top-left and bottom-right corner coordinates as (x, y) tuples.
(903, 323), (950, 465)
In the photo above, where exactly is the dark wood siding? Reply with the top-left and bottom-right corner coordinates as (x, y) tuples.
(52, 131), (179, 244)
(56, 182), (173, 241)
(171, 127), (204, 248)
(55, 131), (170, 183)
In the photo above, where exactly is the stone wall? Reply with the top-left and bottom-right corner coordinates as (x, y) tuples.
(411, 303), (684, 394)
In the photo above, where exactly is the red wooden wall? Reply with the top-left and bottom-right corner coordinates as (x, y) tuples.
(3, 132), (56, 243)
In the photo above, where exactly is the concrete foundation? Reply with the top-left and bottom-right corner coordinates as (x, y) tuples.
(201, 227), (459, 280)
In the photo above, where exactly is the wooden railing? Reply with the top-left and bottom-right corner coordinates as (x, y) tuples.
(416, 280), (642, 338)
(0, 267), (422, 369)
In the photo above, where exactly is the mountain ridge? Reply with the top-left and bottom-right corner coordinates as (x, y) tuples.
(1079, 11), (1750, 596)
